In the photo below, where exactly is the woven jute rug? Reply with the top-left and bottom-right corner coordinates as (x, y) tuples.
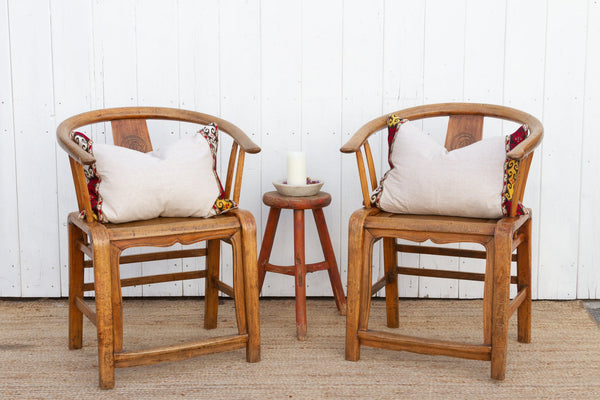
(1, 298), (599, 399)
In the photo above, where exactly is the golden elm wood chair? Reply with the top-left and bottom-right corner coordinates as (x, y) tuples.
(56, 107), (261, 389)
(341, 103), (543, 380)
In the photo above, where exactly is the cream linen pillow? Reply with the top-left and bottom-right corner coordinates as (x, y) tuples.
(92, 132), (222, 223)
(371, 119), (510, 219)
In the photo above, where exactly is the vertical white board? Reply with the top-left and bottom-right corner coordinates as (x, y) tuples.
(459, 0), (506, 299)
(9, 0), (61, 296)
(259, 0), (302, 296)
(93, 0), (141, 296)
(50, 0), (94, 297)
(503, 0), (547, 300)
(577, 0), (600, 299)
(420, 0), (466, 298)
(538, 0), (587, 299)
(0, 0), (21, 296)
(135, 0), (182, 296)
(381, 0), (426, 298)
(178, 0), (220, 297)
(219, 0), (262, 292)
(340, 0), (385, 296)
(301, 0), (344, 297)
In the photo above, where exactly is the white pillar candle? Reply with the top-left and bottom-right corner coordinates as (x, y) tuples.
(287, 151), (306, 186)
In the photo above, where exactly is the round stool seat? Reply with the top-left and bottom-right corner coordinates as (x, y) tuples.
(262, 191), (331, 210)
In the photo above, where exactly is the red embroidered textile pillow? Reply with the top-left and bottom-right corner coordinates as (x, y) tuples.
(70, 124), (236, 223)
(371, 114), (528, 218)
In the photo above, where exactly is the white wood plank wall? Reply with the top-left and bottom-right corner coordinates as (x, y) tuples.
(0, 0), (598, 299)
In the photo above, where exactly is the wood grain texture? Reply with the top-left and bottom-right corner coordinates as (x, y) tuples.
(258, 192), (345, 339)
(341, 104), (537, 380)
(58, 106), (261, 388)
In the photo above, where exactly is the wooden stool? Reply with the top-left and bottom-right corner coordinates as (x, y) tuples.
(258, 191), (346, 340)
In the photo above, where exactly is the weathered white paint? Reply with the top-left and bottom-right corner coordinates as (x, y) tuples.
(301, 0), (343, 298)
(1, 0), (598, 299)
(9, 0), (60, 297)
(538, 0), (588, 299)
(0, 0), (20, 296)
(578, 0), (600, 299)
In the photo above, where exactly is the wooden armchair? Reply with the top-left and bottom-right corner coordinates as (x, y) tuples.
(56, 107), (261, 389)
(341, 103), (543, 380)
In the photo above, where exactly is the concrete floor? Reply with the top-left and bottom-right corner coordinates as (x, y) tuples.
(584, 301), (600, 325)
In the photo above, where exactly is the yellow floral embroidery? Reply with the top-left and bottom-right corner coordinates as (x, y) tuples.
(388, 114), (402, 128)
(214, 198), (236, 213)
(503, 159), (519, 201)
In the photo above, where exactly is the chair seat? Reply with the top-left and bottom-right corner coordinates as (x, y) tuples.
(364, 210), (530, 237)
(68, 212), (241, 243)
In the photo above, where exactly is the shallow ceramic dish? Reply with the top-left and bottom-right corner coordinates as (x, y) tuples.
(272, 179), (324, 197)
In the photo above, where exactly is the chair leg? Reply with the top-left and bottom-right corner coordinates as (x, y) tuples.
(358, 231), (376, 333)
(345, 233), (362, 360)
(257, 207), (281, 291)
(345, 210), (374, 361)
(483, 242), (494, 346)
(91, 230), (115, 389)
(490, 223), (512, 381)
(110, 249), (123, 353)
(517, 218), (532, 343)
(204, 239), (221, 330)
(68, 222), (85, 350)
(293, 209), (308, 340)
(383, 237), (399, 328)
(312, 208), (346, 316)
(234, 209), (261, 363)
(231, 231), (248, 335)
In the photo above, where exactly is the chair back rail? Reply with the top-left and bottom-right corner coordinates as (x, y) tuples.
(509, 153), (534, 217)
(363, 141), (378, 191)
(343, 103), (543, 214)
(111, 119), (153, 153)
(445, 115), (484, 151)
(232, 150), (246, 204)
(224, 142), (239, 199)
(69, 157), (94, 222)
(56, 107), (259, 216)
(355, 149), (372, 209)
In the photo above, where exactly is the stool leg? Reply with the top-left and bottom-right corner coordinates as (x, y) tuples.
(257, 207), (281, 292)
(312, 208), (346, 315)
(293, 209), (307, 340)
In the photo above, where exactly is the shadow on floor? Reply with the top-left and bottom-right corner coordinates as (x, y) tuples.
(584, 301), (600, 326)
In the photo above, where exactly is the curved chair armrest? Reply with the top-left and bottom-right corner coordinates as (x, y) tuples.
(340, 115), (388, 154)
(208, 116), (261, 154)
(506, 118), (543, 160)
(340, 103), (544, 158)
(56, 107), (261, 165)
(57, 120), (97, 165)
